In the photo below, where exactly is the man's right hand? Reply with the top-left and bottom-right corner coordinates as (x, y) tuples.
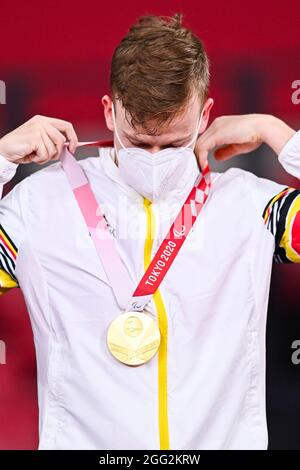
(0, 115), (78, 165)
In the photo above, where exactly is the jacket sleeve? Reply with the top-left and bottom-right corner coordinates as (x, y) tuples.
(262, 130), (300, 263)
(0, 159), (27, 296)
(0, 153), (19, 199)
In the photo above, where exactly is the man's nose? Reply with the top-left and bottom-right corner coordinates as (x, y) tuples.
(148, 145), (164, 154)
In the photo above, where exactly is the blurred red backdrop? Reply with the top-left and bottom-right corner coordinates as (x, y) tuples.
(0, 0), (300, 449)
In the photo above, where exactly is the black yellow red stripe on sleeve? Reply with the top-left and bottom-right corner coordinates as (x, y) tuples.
(0, 223), (19, 295)
(262, 187), (300, 263)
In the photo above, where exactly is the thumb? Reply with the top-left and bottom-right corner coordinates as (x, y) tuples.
(195, 148), (208, 173)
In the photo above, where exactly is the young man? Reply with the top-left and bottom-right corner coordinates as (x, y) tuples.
(0, 13), (299, 450)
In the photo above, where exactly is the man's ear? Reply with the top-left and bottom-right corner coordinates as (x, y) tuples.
(200, 98), (214, 133)
(101, 94), (114, 132)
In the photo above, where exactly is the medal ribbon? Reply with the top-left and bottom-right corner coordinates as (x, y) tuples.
(60, 141), (211, 312)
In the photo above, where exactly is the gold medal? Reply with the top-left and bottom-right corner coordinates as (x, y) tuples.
(107, 311), (161, 366)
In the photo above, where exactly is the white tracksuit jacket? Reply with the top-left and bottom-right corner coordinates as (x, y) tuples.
(0, 130), (300, 450)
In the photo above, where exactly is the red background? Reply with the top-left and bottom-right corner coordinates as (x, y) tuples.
(0, 0), (300, 449)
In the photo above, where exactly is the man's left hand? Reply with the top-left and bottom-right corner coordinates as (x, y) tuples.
(195, 114), (296, 170)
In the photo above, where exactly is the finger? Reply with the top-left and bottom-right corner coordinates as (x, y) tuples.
(31, 137), (49, 164)
(195, 130), (219, 161)
(196, 118), (242, 151)
(44, 123), (67, 158)
(194, 134), (215, 171)
(40, 129), (59, 162)
(195, 147), (209, 172)
(196, 128), (240, 168)
(46, 118), (78, 153)
(18, 153), (37, 164)
(196, 131), (218, 153)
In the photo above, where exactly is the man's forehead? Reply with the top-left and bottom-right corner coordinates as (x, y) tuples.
(123, 119), (192, 140)
(117, 104), (200, 143)
(115, 93), (201, 123)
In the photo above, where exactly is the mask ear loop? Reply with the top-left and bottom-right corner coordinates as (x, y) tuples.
(112, 102), (127, 150)
(184, 105), (205, 150)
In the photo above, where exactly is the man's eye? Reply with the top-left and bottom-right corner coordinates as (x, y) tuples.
(129, 141), (184, 149)
(128, 141), (144, 147)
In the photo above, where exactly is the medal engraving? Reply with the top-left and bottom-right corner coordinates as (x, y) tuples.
(107, 311), (161, 366)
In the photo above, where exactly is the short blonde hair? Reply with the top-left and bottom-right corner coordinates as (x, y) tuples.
(110, 13), (210, 135)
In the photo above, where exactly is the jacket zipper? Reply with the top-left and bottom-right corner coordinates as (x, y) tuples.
(143, 198), (170, 450)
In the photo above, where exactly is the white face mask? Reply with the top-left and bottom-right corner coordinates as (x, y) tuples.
(112, 102), (205, 202)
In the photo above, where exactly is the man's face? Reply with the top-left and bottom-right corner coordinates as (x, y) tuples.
(102, 90), (213, 161)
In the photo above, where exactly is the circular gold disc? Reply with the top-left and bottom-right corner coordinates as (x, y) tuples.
(107, 311), (161, 366)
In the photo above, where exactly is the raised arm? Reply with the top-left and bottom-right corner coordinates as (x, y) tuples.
(0, 115), (78, 295)
(194, 113), (300, 263)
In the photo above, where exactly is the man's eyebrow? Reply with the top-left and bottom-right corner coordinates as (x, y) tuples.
(122, 130), (193, 145)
